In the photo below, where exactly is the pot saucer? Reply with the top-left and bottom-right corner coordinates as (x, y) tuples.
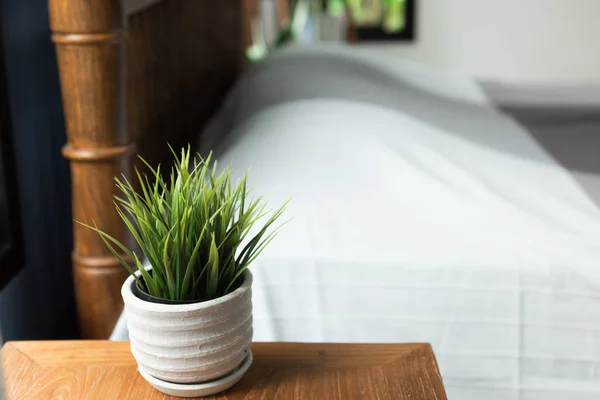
(138, 352), (253, 398)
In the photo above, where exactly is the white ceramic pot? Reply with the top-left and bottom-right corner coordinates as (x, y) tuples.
(121, 270), (253, 395)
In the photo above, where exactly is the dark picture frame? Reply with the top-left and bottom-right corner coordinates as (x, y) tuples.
(356, 0), (416, 42)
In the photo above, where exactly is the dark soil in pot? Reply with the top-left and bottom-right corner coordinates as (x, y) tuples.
(131, 270), (245, 305)
(131, 281), (200, 305)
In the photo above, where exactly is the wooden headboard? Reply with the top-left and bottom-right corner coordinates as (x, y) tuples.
(48, 0), (249, 338)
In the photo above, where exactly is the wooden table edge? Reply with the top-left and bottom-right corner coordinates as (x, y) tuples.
(1, 341), (447, 399)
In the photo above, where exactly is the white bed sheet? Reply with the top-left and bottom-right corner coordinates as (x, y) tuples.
(203, 46), (600, 400)
(116, 45), (600, 399)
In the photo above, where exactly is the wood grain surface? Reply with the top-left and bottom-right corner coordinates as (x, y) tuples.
(1, 341), (447, 399)
(48, 0), (244, 339)
(49, 0), (133, 340)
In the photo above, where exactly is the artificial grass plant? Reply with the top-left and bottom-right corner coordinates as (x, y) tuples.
(79, 146), (287, 302)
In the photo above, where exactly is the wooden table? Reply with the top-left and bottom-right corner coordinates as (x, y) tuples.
(1, 341), (447, 399)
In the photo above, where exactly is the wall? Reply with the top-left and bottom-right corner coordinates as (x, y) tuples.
(374, 0), (600, 84)
(0, 0), (78, 341)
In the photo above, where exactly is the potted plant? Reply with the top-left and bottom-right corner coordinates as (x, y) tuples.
(80, 146), (286, 397)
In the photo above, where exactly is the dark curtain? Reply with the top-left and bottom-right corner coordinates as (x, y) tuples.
(0, 0), (77, 340)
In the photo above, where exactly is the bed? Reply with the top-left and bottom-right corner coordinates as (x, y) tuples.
(197, 47), (600, 400)
(50, 1), (600, 399)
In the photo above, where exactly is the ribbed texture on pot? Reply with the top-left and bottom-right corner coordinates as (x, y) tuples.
(122, 270), (253, 384)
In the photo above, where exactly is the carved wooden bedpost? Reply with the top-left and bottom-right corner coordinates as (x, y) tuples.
(49, 0), (132, 339)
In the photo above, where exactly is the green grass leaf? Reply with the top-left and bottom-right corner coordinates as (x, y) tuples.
(78, 147), (288, 301)
(206, 234), (220, 298)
